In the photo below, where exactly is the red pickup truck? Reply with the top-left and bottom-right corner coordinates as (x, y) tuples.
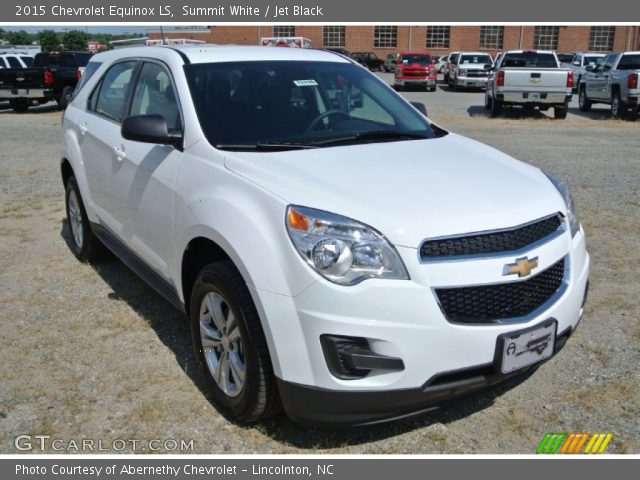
(393, 52), (437, 92)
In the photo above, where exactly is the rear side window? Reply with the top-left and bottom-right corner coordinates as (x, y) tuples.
(6, 56), (22, 68)
(617, 54), (640, 70)
(75, 62), (102, 93)
(91, 61), (138, 123)
(20, 56), (34, 67)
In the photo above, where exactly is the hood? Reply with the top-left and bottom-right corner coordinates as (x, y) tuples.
(224, 133), (564, 248)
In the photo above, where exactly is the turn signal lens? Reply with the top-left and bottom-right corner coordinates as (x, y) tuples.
(287, 208), (309, 231)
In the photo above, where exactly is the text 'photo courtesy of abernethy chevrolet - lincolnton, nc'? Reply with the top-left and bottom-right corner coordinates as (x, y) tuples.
(59, 44), (589, 426)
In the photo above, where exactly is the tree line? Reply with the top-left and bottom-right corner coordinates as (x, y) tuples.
(0, 28), (145, 51)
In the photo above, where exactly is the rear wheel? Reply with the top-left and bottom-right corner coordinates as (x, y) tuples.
(64, 176), (107, 262)
(57, 86), (74, 110)
(578, 86), (592, 112)
(10, 99), (29, 113)
(490, 97), (503, 117)
(611, 90), (627, 119)
(190, 261), (281, 423)
(554, 103), (568, 119)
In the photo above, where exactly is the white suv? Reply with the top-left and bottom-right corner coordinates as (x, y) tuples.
(61, 45), (590, 426)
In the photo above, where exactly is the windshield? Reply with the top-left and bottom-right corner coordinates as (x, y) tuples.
(400, 54), (431, 65)
(185, 61), (446, 150)
(618, 54), (640, 70)
(584, 55), (603, 66)
(459, 54), (492, 65)
(501, 52), (558, 68)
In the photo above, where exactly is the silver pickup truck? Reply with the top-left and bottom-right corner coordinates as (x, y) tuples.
(578, 51), (639, 119)
(485, 50), (574, 119)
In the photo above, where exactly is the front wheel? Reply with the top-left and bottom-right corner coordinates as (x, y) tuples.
(190, 261), (281, 423)
(578, 86), (592, 112)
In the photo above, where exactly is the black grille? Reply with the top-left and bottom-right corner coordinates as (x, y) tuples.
(435, 258), (565, 324)
(421, 214), (562, 259)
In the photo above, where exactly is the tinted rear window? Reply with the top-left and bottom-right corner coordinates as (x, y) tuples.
(617, 54), (640, 70)
(34, 52), (92, 68)
(20, 56), (34, 67)
(502, 52), (558, 68)
(6, 56), (22, 68)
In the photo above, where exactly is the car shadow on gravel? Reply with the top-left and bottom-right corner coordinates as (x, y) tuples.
(467, 105), (551, 120)
(60, 221), (537, 448)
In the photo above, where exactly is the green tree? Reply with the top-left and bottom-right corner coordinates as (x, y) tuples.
(6, 30), (32, 45)
(0, 28), (6, 41)
(38, 30), (60, 52)
(62, 30), (87, 51)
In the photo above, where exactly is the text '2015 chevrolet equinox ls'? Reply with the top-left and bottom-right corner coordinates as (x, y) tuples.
(61, 45), (590, 426)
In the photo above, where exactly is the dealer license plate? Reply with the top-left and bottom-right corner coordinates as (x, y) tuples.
(500, 320), (556, 374)
(17, 89), (28, 96)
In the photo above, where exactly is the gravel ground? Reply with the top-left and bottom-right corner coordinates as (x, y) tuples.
(0, 82), (638, 454)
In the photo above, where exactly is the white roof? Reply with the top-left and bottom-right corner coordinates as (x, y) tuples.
(91, 44), (351, 65)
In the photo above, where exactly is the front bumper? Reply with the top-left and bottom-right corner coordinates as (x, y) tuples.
(253, 228), (589, 425)
(456, 76), (489, 88)
(395, 78), (436, 87)
(0, 87), (52, 100)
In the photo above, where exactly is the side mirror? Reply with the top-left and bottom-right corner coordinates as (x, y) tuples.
(573, 61), (581, 66)
(121, 115), (183, 149)
(410, 101), (428, 117)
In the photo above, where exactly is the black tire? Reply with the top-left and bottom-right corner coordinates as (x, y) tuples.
(554, 103), (568, 119)
(64, 176), (107, 262)
(394, 84), (403, 92)
(190, 261), (281, 423)
(429, 86), (436, 92)
(490, 97), (503, 117)
(10, 99), (29, 113)
(484, 93), (493, 111)
(611, 90), (627, 119)
(578, 86), (592, 112)
(57, 86), (74, 110)
(524, 104), (536, 112)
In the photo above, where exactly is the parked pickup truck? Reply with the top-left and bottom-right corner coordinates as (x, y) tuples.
(485, 50), (573, 119)
(448, 51), (493, 90)
(0, 51), (92, 112)
(568, 52), (606, 91)
(578, 51), (639, 119)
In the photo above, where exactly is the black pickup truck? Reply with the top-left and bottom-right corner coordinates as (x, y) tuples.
(352, 52), (386, 71)
(0, 51), (92, 112)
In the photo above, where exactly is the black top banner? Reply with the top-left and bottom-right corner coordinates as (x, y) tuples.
(3, 0), (640, 22)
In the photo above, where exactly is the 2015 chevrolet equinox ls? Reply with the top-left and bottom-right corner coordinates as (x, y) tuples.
(61, 46), (590, 426)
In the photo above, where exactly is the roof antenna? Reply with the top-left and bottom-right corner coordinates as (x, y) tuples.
(160, 25), (167, 45)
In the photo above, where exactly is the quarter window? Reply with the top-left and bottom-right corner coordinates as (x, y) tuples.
(91, 61), (137, 123)
(129, 62), (181, 131)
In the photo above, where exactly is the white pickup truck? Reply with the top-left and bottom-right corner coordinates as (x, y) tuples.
(485, 50), (574, 119)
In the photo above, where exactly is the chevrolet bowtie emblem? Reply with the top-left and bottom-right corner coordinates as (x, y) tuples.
(503, 257), (539, 278)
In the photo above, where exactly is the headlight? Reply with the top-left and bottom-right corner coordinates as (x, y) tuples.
(544, 172), (580, 237)
(286, 206), (409, 286)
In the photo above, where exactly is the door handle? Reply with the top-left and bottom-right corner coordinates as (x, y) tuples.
(78, 123), (88, 135)
(112, 145), (126, 161)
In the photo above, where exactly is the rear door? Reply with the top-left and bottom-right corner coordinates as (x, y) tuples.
(78, 60), (139, 228)
(108, 60), (183, 276)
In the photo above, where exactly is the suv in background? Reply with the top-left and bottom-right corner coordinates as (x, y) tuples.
(61, 45), (589, 426)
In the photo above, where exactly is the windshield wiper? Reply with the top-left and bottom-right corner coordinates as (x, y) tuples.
(311, 130), (428, 146)
(215, 142), (319, 151)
